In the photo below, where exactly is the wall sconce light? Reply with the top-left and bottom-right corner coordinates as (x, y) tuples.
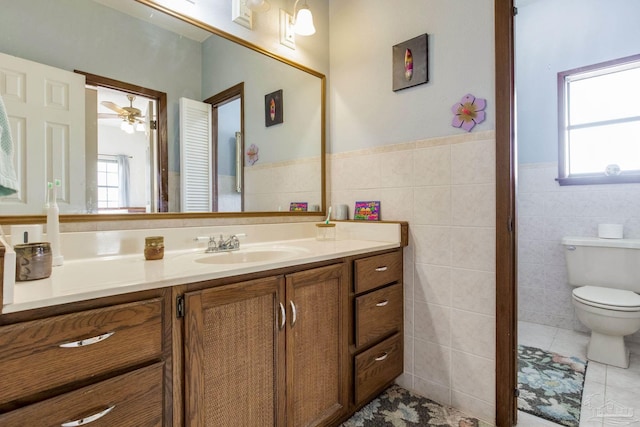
(246, 0), (315, 35)
(245, 0), (271, 13)
(290, 0), (315, 36)
(279, 0), (315, 49)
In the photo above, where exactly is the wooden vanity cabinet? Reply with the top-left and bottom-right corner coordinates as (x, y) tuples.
(181, 262), (349, 427)
(0, 242), (405, 427)
(0, 293), (170, 426)
(351, 250), (404, 407)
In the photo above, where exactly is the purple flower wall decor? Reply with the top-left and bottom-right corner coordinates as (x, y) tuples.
(451, 94), (486, 132)
(246, 144), (259, 165)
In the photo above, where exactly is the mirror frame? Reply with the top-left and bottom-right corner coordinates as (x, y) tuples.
(0, 0), (326, 225)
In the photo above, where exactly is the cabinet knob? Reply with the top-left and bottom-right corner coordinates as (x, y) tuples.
(375, 300), (389, 307)
(375, 266), (388, 272)
(59, 331), (115, 348)
(60, 405), (115, 426)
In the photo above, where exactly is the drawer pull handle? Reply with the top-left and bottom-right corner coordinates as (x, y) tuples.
(61, 405), (115, 426)
(59, 332), (114, 348)
(279, 302), (286, 330)
(376, 300), (389, 307)
(374, 352), (389, 362)
(375, 266), (388, 272)
(290, 300), (297, 327)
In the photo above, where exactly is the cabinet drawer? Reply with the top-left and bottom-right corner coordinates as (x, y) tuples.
(354, 251), (402, 294)
(354, 332), (403, 405)
(0, 298), (163, 406)
(0, 362), (164, 427)
(355, 283), (403, 348)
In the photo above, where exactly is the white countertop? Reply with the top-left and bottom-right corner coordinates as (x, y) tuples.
(3, 222), (402, 313)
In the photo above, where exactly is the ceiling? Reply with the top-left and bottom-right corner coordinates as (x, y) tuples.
(92, 0), (212, 42)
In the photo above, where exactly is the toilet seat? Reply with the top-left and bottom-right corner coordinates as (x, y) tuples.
(573, 286), (640, 312)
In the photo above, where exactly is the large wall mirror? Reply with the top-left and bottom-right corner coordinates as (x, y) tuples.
(0, 0), (325, 223)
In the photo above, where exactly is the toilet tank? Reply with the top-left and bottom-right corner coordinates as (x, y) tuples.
(562, 237), (640, 292)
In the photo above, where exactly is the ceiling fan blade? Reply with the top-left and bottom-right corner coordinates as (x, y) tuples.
(98, 112), (120, 119)
(100, 100), (127, 114)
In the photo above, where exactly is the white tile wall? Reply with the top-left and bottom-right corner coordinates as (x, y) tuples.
(244, 156), (322, 212)
(517, 162), (640, 342)
(329, 130), (497, 424)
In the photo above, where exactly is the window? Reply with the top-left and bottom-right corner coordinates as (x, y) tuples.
(557, 54), (640, 185)
(97, 159), (120, 208)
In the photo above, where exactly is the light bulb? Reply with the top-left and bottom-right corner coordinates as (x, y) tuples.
(121, 121), (134, 134)
(294, 7), (315, 36)
(245, 0), (270, 12)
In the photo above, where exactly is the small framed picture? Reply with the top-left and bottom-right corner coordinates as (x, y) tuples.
(392, 33), (429, 92)
(354, 201), (380, 221)
(290, 202), (308, 211)
(265, 89), (284, 127)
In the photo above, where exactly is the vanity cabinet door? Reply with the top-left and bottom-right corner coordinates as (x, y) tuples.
(285, 263), (349, 427)
(183, 276), (285, 427)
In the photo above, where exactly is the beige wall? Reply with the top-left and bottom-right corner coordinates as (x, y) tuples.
(328, 0), (496, 423)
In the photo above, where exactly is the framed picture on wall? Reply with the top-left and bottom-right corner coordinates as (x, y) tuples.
(392, 33), (429, 92)
(265, 89), (284, 127)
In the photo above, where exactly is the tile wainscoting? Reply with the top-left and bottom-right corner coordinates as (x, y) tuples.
(328, 130), (497, 424)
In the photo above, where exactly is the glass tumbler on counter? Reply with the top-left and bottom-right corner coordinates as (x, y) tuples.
(315, 223), (336, 241)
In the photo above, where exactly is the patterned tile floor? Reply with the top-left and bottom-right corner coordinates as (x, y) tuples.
(341, 384), (490, 427)
(518, 321), (640, 427)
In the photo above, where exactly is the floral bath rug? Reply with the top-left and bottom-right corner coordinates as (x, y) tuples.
(517, 345), (588, 427)
(340, 384), (491, 427)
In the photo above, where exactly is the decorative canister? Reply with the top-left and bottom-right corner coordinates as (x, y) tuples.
(144, 236), (165, 260)
(15, 242), (52, 281)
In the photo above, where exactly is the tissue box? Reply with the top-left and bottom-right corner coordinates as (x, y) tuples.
(598, 224), (623, 239)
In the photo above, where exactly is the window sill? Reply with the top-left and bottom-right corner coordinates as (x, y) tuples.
(557, 175), (640, 186)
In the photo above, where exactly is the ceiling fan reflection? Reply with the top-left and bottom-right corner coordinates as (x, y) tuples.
(99, 94), (147, 134)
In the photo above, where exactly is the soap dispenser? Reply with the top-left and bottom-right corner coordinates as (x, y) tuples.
(47, 179), (64, 266)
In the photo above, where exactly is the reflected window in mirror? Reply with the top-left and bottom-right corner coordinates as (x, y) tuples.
(558, 54), (640, 186)
(96, 158), (121, 210)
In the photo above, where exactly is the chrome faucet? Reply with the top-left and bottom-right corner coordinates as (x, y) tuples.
(195, 233), (245, 253)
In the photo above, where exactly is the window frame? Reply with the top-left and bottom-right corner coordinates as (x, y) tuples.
(96, 158), (121, 209)
(557, 53), (640, 186)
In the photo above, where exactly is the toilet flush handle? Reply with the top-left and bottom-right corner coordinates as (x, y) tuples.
(566, 246), (576, 251)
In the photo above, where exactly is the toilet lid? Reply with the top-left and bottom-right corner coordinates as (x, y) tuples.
(573, 286), (640, 310)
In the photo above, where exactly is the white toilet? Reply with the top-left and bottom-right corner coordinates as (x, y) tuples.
(562, 236), (640, 368)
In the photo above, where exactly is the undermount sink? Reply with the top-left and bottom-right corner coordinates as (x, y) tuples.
(192, 246), (308, 265)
